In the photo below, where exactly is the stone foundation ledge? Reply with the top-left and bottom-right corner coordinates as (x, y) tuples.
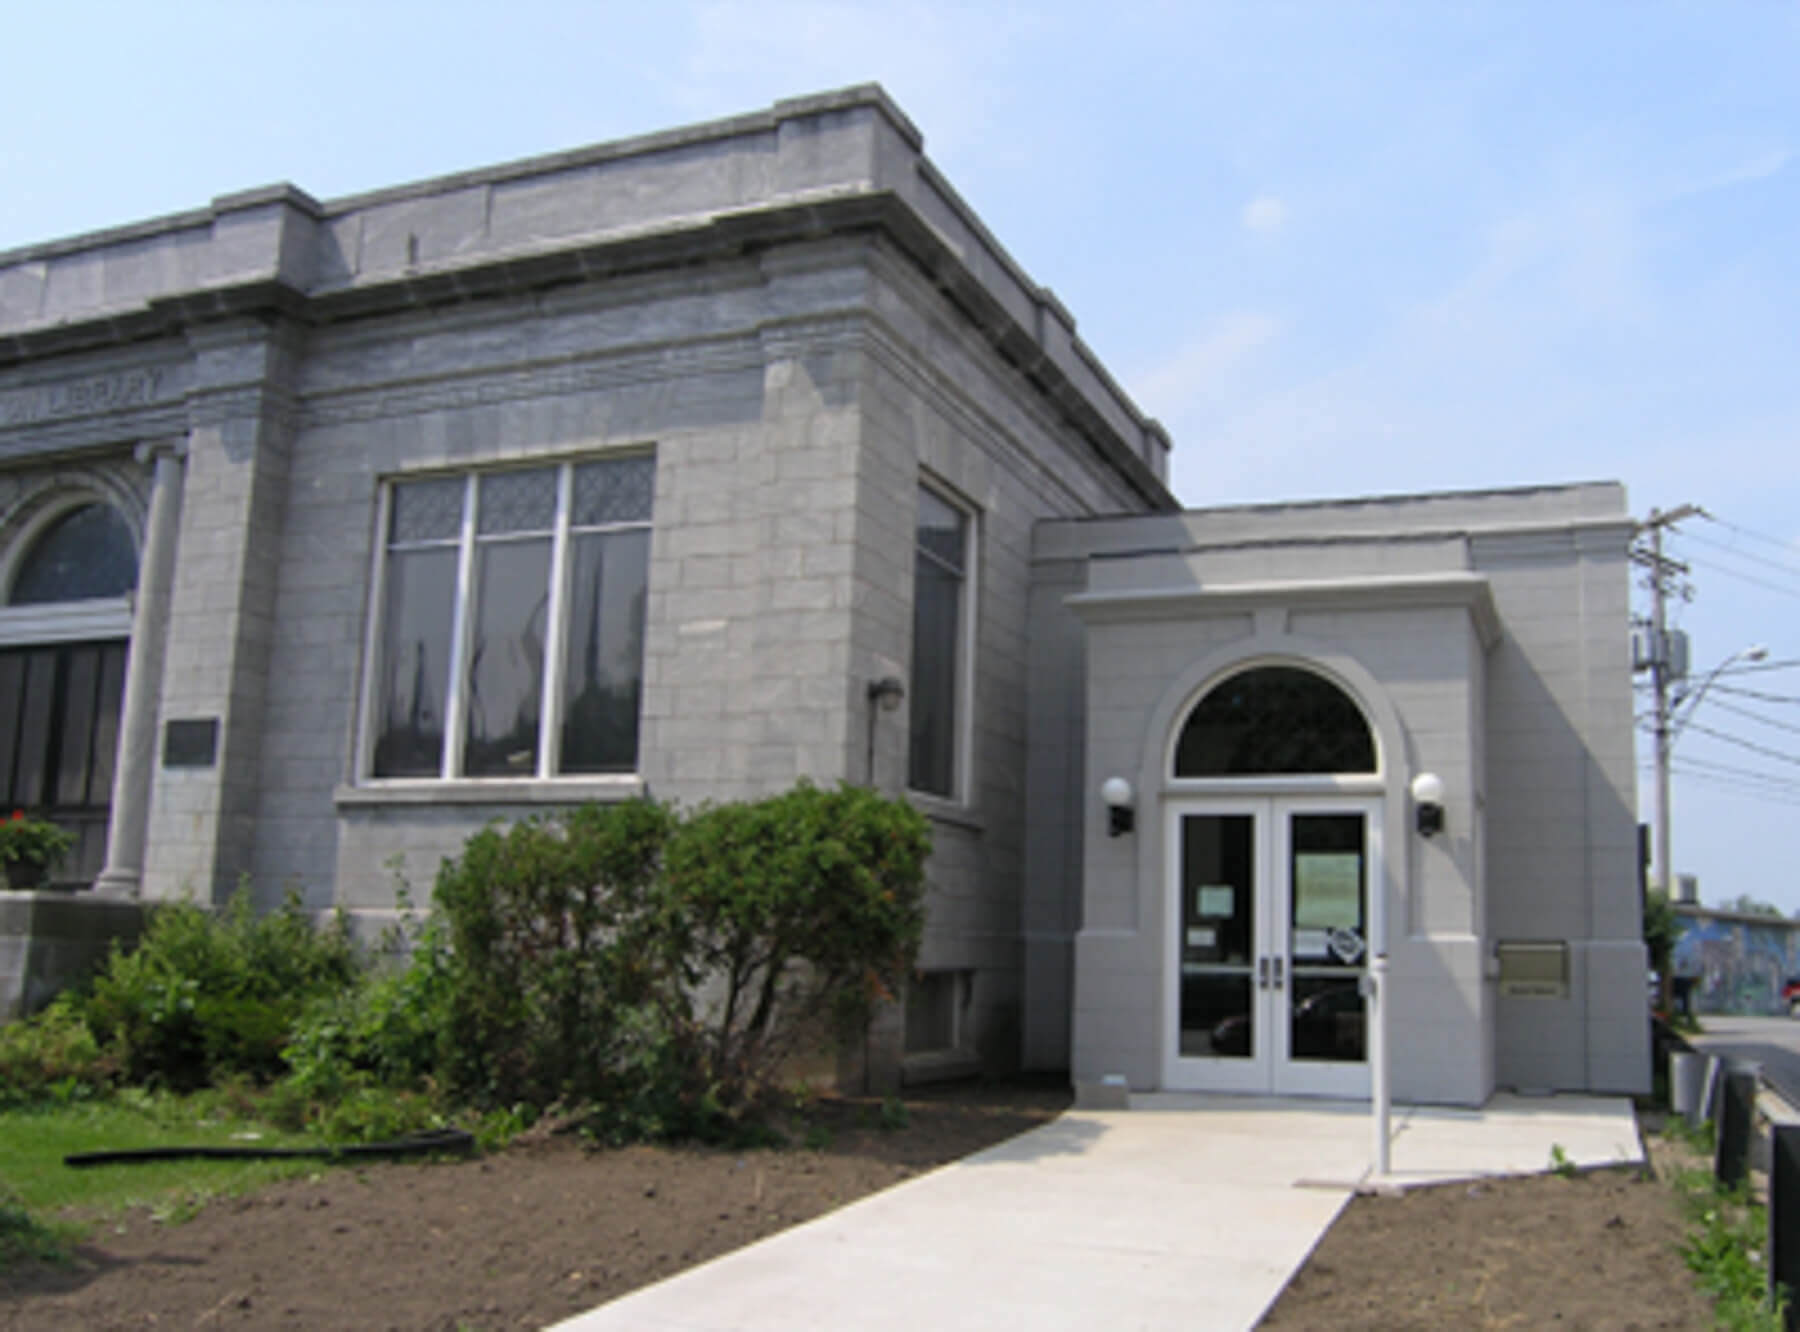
(0, 891), (145, 1021)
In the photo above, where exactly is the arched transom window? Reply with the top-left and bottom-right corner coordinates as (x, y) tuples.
(1173, 665), (1376, 777)
(10, 503), (138, 605)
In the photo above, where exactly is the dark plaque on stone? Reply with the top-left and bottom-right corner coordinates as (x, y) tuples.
(163, 718), (219, 769)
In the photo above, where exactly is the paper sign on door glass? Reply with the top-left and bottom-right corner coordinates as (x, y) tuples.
(1197, 884), (1235, 917)
(1293, 852), (1360, 929)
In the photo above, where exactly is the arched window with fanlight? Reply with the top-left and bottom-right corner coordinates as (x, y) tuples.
(0, 502), (138, 886)
(1173, 665), (1376, 778)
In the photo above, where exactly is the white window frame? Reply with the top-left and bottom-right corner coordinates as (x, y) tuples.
(354, 454), (652, 786)
(906, 476), (977, 806)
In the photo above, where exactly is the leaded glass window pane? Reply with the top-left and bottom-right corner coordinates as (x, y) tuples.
(1173, 666), (1375, 776)
(561, 529), (649, 773)
(372, 547), (457, 777)
(462, 538), (552, 776)
(572, 456), (654, 527)
(10, 504), (138, 604)
(477, 468), (557, 536)
(389, 477), (465, 545)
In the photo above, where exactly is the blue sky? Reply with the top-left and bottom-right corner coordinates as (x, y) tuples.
(7, 2), (1799, 909)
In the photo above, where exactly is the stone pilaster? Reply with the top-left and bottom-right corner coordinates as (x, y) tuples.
(93, 438), (187, 898)
(141, 319), (299, 903)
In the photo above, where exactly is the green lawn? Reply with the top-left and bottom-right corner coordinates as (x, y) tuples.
(0, 1091), (321, 1259)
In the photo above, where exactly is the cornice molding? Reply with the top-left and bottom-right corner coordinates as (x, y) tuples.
(1067, 571), (1504, 649)
(0, 192), (1173, 511)
(297, 330), (767, 430)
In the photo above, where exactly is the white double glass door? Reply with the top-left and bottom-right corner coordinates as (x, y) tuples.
(1163, 797), (1379, 1097)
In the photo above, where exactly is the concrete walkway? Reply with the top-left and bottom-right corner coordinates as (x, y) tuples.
(553, 1093), (1642, 1332)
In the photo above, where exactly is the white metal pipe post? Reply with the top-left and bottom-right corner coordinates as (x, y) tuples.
(1371, 953), (1390, 1177)
(1370, 800), (1391, 1180)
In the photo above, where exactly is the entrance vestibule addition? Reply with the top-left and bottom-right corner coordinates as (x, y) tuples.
(1156, 662), (1384, 1098)
(1165, 797), (1378, 1097)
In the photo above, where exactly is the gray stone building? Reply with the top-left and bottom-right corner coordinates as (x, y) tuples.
(0, 86), (1647, 1100)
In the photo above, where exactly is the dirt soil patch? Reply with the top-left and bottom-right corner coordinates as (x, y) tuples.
(5, 1085), (1724, 1332)
(1, 1081), (1069, 1331)
(1261, 1133), (1718, 1330)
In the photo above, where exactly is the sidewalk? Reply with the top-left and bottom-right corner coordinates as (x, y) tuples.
(553, 1093), (1642, 1332)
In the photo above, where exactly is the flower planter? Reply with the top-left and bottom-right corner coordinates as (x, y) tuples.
(1, 861), (48, 891)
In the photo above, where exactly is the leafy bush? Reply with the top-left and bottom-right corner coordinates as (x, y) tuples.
(431, 784), (930, 1135)
(433, 798), (677, 1111)
(657, 782), (930, 1111)
(1673, 1165), (1786, 1330)
(0, 1188), (70, 1270)
(281, 915), (457, 1101)
(82, 889), (360, 1089)
(0, 994), (114, 1108)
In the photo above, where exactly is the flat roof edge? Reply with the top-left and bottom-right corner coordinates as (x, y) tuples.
(0, 84), (914, 269)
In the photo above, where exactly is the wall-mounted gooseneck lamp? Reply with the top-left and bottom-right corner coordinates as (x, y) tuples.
(1411, 771), (1445, 838)
(867, 676), (906, 711)
(865, 676), (906, 786)
(1101, 776), (1135, 837)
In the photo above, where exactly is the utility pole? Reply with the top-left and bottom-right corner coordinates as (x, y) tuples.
(1633, 504), (1701, 898)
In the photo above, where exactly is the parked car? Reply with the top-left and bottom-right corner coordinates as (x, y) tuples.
(1782, 976), (1800, 1016)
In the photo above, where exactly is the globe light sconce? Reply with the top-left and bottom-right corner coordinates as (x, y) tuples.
(1411, 771), (1445, 838)
(1101, 776), (1135, 837)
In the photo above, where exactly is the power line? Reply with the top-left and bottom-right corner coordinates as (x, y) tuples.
(1651, 755), (1800, 802)
(1709, 697), (1800, 737)
(1684, 720), (1800, 767)
(1683, 555), (1800, 602)
(1668, 768), (1800, 807)
(1683, 528), (1800, 584)
(1664, 753), (1800, 791)
(1713, 681), (1800, 706)
(1707, 513), (1800, 555)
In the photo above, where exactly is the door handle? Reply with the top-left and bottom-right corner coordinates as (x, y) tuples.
(1257, 957), (1270, 989)
(1271, 957), (1285, 990)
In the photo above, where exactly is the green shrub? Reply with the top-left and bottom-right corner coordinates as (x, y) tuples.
(658, 782), (930, 1112)
(433, 798), (677, 1110)
(0, 994), (114, 1108)
(430, 784), (930, 1136)
(281, 914), (457, 1101)
(82, 889), (360, 1089)
(88, 785), (932, 1142)
(0, 1189), (70, 1270)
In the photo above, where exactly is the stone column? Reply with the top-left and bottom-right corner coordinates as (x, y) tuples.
(93, 440), (187, 898)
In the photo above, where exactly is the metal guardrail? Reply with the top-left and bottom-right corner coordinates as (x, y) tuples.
(1673, 1050), (1800, 1327)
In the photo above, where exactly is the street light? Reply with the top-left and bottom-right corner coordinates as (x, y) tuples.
(1671, 644), (1769, 743)
(1654, 643), (1769, 898)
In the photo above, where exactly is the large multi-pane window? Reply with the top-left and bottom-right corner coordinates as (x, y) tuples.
(1, 501), (137, 883)
(908, 483), (972, 800)
(366, 455), (652, 781)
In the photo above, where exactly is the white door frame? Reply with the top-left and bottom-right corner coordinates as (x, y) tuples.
(1161, 795), (1382, 1097)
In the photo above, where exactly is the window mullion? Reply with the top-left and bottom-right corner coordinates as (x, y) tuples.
(440, 476), (479, 781)
(956, 509), (976, 805)
(539, 465), (573, 778)
(355, 487), (394, 780)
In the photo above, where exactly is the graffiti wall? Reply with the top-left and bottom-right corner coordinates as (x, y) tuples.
(1672, 909), (1800, 1015)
